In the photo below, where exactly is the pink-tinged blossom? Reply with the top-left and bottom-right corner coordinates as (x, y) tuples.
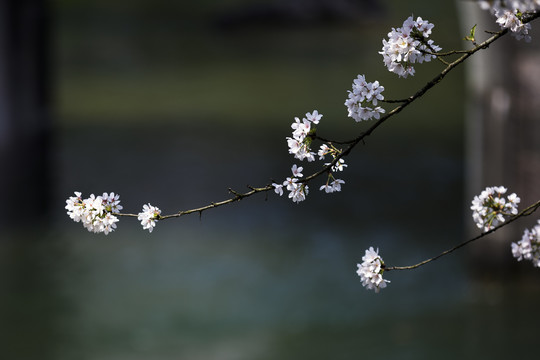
(305, 110), (323, 124)
(291, 117), (311, 140)
(287, 137), (303, 155)
(102, 192), (123, 212)
(283, 177), (298, 191)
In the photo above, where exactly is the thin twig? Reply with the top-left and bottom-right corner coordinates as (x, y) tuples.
(381, 98), (410, 104)
(384, 200), (540, 272)
(115, 185), (274, 220)
(429, 49), (474, 57)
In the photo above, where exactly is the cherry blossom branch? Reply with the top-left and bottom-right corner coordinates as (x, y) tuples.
(114, 13), (537, 223)
(384, 199), (540, 272)
(346, 29), (505, 137)
(66, 4), (540, 293)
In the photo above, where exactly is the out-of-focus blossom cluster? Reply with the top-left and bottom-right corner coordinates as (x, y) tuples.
(65, 192), (122, 235)
(356, 247), (390, 293)
(512, 220), (540, 267)
(379, 16), (441, 78)
(345, 74), (386, 122)
(471, 186), (520, 232)
(478, 0), (540, 41)
(138, 203), (161, 233)
(478, 0), (540, 12)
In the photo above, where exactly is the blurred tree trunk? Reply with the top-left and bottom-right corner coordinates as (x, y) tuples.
(0, 0), (51, 230)
(457, 2), (540, 270)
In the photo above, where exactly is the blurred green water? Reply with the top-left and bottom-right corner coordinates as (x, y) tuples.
(3, 1), (540, 359)
(54, 0), (463, 130)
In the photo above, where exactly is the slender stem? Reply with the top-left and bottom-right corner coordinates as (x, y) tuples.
(381, 98), (409, 104)
(312, 134), (353, 145)
(436, 56), (451, 66)
(430, 49), (474, 56)
(114, 185), (274, 219)
(162, 185), (273, 219)
(384, 200), (540, 272)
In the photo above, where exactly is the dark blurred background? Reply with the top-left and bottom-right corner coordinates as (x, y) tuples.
(1, 0), (540, 359)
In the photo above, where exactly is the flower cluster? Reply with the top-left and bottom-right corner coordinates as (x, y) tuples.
(65, 192), (122, 235)
(380, 16), (441, 78)
(344, 74), (386, 122)
(278, 112), (347, 202)
(356, 247), (390, 293)
(470, 186), (520, 232)
(273, 164), (310, 203)
(496, 9), (532, 41)
(479, 0), (539, 41)
(318, 144), (347, 193)
(138, 203), (161, 233)
(286, 110), (322, 162)
(512, 220), (540, 267)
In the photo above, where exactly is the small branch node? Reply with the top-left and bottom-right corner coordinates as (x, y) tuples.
(229, 188), (242, 197)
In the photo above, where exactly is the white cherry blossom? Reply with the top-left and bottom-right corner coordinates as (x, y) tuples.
(356, 247), (390, 293)
(471, 186), (520, 232)
(379, 16), (440, 78)
(345, 74), (386, 122)
(138, 203), (161, 233)
(65, 191), (121, 235)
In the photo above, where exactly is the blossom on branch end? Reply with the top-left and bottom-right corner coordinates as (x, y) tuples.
(65, 191), (121, 235)
(470, 186), (520, 232)
(357, 247), (390, 293)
